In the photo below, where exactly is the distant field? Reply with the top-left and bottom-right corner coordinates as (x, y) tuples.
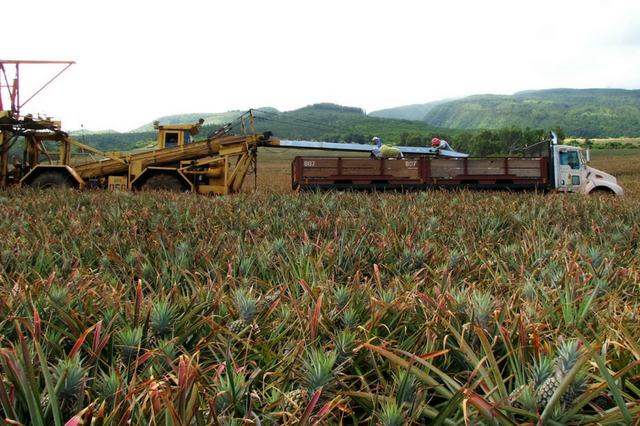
(568, 137), (640, 145)
(589, 150), (640, 193)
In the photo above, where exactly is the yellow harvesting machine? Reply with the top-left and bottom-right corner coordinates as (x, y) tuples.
(1, 60), (274, 195)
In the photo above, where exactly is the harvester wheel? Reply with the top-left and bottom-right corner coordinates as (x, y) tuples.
(142, 174), (188, 191)
(30, 172), (75, 189)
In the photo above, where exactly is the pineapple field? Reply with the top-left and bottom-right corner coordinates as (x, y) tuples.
(0, 150), (639, 426)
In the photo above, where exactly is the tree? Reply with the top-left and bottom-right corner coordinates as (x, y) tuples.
(471, 130), (500, 156)
(523, 127), (545, 147)
(497, 126), (523, 154)
(551, 125), (565, 142)
(452, 132), (474, 154)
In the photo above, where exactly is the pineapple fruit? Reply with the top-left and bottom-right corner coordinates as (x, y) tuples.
(536, 339), (583, 412)
(281, 388), (307, 414)
(256, 290), (280, 313)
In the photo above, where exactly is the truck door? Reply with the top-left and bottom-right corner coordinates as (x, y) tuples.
(557, 149), (583, 193)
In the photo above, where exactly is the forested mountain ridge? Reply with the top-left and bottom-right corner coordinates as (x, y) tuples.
(72, 103), (453, 152)
(423, 88), (640, 138)
(368, 99), (456, 120)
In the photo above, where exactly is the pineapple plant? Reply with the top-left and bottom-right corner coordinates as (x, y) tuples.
(377, 399), (406, 426)
(510, 354), (554, 410)
(470, 290), (493, 332)
(341, 306), (360, 330)
(511, 385), (537, 423)
(465, 290), (493, 349)
(97, 370), (122, 412)
(53, 355), (86, 421)
(528, 353), (556, 392)
(536, 339), (583, 412)
(449, 287), (468, 325)
(215, 371), (247, 416)
(228, 288), (259, 335)
(155, 337), (178, 371)
(328, 285), (350, 327)
(149, 299), (176, 343)
(47, 284), (70, 308)
(117, 326), (143, 365)
(334, 330), (356, 367)
(301, 348), (339, 403)
(43, 328), (63, 358)
(1, 248), (14, 273)
(395, 369), (420, 406)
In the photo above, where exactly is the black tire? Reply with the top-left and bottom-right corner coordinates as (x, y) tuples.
(30, 171), (75, 189)
(142, 174), (188, 191)
(589, 187), (615, 195)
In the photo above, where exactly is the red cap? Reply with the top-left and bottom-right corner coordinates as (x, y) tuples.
(432, 138), (441, 146)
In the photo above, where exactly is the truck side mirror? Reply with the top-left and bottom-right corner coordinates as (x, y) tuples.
(586, 149), (590, 163)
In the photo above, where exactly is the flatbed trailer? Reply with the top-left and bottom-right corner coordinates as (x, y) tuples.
(292, 138), (623, 195)
(292, 155), (550, 191)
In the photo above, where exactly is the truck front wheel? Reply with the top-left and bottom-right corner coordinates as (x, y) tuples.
(589, 187), (615, 195)
(30, 172), (75, 189)
(142, 174), (188, 191)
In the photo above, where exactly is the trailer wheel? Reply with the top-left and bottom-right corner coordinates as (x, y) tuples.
(30, 172), (75, 189)
(142, 174), (188, 191)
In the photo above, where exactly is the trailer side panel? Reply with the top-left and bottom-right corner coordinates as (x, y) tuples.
(293, 155), (551, 191)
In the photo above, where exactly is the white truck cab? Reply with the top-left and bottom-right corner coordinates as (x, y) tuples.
(553, 142), (623, 195)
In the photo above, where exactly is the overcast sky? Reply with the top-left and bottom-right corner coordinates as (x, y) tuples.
(3, 0), (640, 132)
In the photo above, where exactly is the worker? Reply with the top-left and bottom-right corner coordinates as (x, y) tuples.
(432, 138), (453, 152)
(372, 137), (382, 157)
(371, 136), (403, 158)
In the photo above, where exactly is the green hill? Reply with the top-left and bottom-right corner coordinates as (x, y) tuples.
(368, 99), (457, 120)
(130, 110), (266, 133)
(423, 88), (640, 138)
(248, 103), (448, 143)
(76, 103), (450, 152)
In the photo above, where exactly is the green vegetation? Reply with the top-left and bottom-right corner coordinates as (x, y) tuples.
(248, 104), (451, 144)
(0, 151), (639, 425)
(369, 99), (454, 120)
(424, 89), (640, 138)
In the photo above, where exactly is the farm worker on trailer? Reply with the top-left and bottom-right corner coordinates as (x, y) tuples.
(432, 138), (453, 152)
(372, 137), (382, 157)
(372, 136), (403, 158)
